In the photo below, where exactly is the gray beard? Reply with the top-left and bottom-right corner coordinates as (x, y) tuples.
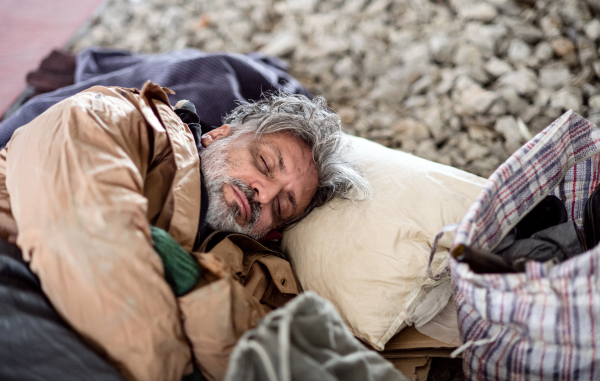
(200, 137), (266, 239)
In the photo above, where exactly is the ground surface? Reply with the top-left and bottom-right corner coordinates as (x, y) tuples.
(67, 0), (600, 178)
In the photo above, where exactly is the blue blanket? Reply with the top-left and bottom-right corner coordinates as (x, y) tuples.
(0, 47), (311, 148)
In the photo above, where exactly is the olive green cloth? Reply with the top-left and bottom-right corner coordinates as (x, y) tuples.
(151, 227), (202, 297)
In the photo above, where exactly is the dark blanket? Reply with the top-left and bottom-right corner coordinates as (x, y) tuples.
(0, 47), (311, 148)
(0, 239), (125, 381)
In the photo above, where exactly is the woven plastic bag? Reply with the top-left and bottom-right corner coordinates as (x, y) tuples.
(450, 110), (600, 380)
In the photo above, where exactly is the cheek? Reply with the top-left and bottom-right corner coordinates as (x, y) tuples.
(256, 206), (275, 228)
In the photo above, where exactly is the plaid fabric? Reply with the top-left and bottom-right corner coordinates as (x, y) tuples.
(451, 111), (600, 380)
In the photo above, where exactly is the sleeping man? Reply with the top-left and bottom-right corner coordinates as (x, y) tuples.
(0, 82), (369, 381)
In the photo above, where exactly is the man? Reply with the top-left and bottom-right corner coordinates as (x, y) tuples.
(0, 81), (368, 381)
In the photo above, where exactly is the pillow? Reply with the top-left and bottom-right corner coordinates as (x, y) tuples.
(281, 135), (486, 350)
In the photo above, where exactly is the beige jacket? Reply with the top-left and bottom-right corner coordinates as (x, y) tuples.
(0, 82), (298, 381)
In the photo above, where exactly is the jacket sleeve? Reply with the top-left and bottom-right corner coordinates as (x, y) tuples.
(179, 234), (299, 381)
(5, 86), (192, 381)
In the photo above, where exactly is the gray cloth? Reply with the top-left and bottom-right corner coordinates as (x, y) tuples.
(495, 221), (584, 269)
(225, 292), (408, 381)
(0, 239), (124, 381)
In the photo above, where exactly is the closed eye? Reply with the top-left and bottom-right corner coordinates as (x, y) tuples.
(274, 196), (283, 222)
(277, 197), (282, 217)
(260, 156), (269, 173)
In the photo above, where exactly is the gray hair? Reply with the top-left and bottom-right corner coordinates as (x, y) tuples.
(223, 92), (371, 228)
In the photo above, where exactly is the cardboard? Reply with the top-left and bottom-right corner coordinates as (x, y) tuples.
(389, 357), (432, 381)
(379, 326), (459, 380)
(383, 326), (457, 350)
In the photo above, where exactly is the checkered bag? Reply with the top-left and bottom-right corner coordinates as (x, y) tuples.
(451, 111), (600, 380)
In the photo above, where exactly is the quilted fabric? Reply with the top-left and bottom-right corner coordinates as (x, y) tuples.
(451, 110), (600, 380)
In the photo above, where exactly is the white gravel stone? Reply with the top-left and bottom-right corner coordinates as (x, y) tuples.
(497, 68), (538, 96)
(495, 115), (523, 154)
(458, 3), (498, 23)
(539, 64), (573, 89)
(484, 57), (513, 77)
(459, 83), (500, 115)
(260, 32), (299, 57)
(507, 39), (532, 64)
(534, 41), (554, 62)
(589, 95), (600, 110)
(550, 87), (583, 111)
(584, 19), (600, 41)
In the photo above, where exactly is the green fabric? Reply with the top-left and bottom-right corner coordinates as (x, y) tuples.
(182, 367), (207, 381)
(151, 226), (202, 297)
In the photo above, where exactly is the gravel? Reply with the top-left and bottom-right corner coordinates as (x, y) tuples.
(68, 0), (600, 178)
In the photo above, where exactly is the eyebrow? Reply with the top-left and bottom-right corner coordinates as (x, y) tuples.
(272, 145), (286, 173)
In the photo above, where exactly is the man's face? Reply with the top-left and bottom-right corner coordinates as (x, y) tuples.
(200, 125), (319, 239)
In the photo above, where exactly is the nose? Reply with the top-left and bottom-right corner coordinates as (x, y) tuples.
(252, 177), (282, 205)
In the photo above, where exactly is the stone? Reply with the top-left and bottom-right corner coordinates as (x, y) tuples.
(517, 104), (539, 124)
(414, 140), (439, 162)
(404, 96), (428, 108)
(583, 84), (600, 99)
(517, 118), (533, 141)
(577, 36), (598, 66)
(534, 41), (554, 62)
(588, 112), (600, 128)
(436, 69), (456, 95)
(487, 98), (507, 116)
(393, 118), (430, 140)
(498, 87), (528, 115)
(411, 74), (435, 95)
(551, 37), (576, 57)
(429, 33), (456, 64)
(465, 23), (507, 54)
(540, 14), (562, 39)
(510, 24), (544, 44)
(453, 44), (483, 66)
(584, 19), (600, 41)
(338, 107), (357, 125)
(468, 124), (495, 141)
(333, 56), (358, 77)
(459, 83), (500, 115)
(458, 3), (498, 22)
(453, 65), (491, 84)
(401, 44), (430, 67)
(464, 143), (490, 162)
(484, 57), (513, 77)
(417, 106), (445, 140)
(594, 62), (600, 79)
(495, 115), (523, 154)
(550, 87), (583, 111)
(539, 64), (572, 89)
(368, 112), (398, 130)
(369, 80), (408, 102)
(497, 68), (538, 96)
(588, 95), (600, 110)
(529, 115), (553, 134)
(507, 38), (532, 64)
(260, 31), (299, 56)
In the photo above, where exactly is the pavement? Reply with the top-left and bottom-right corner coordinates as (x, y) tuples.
(0, 0), (105, 116)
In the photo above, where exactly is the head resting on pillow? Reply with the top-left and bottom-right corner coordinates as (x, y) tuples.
(199, 92), (371, 239)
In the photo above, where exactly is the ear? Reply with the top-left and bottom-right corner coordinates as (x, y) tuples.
(201, 124), (232, 147)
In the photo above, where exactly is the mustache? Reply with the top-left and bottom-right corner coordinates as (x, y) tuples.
(230, 178), (261, 226)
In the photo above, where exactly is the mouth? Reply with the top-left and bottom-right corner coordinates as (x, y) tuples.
(232, 184), (251, 224)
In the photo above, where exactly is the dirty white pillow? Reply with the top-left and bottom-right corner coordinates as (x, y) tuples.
(281, 135), (486, 350)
